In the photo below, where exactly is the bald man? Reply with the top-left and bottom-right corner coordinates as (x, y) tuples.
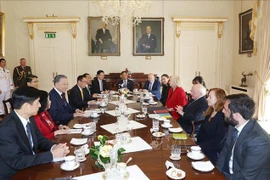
(140, 73), (161, 100)
(176, 84), (208, 134)
(137, 26), (157, 53)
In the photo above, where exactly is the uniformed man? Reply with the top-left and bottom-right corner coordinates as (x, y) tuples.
(13, 58), (32, 88)
(0, 58), (14, 117)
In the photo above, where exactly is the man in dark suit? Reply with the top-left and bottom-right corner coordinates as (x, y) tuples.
(141, 73), (161, 100)
(216, 94), (270, 180)
(83, 73), (98, 98)
(26, 74), (39, 89)
(137, 26), (157, 53)
(13, 58), (32, 88)
(117, 71), (134, 92)
(91, 70), (108, 94)
(69, 75), (96, 110)
(176, 84), (208, 134)
(0, 86), (69, 179)
(48, 75), (84, 125)
(95, 22), (113, 53)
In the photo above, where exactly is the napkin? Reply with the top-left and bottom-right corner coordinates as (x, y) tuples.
(109, 100), (137, 105)
(100, 120), (146, 134)
(148, 114), (160, 119)
(70, 138), (87, 145)
(105, 108), (140, 117)
(68, 129), (82, 134)
(73, 165), (149, 180)
(191, 161), (214, 171)
(73, 123), (92, 129)
(165, 160), (175, 169)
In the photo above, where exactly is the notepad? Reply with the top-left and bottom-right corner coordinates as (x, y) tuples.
(173, 133), (187, 140)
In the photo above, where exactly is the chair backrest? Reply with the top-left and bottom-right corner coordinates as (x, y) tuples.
(3, 98), (14, 116)
(190, 120), (205, 138)
(67, 89), (71, 102)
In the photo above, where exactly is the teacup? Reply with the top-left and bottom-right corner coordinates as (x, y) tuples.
(133, 88), (138, 93)
(163, 119), (171, 127)
(64, 155), (76, 169)
(83, 126), (91, 135)
(91, 111), (98, 117)
(100, 101), (106, 107)
(121, 132), (131, 144)
(191, 146), (201, 157)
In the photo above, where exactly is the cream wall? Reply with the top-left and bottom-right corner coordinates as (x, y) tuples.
(232, 0), (258, 87)
(1, 0), (234, 91)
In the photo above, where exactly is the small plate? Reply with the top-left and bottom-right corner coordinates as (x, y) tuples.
(166, 168), (186, 180)
(187, 152), (205, 160)
(152, 132), (165, 138)
(60, 162), (80, 171)
(169, 127), (183, 133)
(81, 131), (95, 136)
(161, 124), (173, 128)
(70, 138), (87, 146)
(149, 101), (157, 105)
(99, 104), (107, 107)
(170, 155), (181, 161)
(76, 157), (87, 162)
(191, 161), (214, 172)
(136, 114), (146, 119)
(142, 102), (149, 106)
(91, 114), (100, 118)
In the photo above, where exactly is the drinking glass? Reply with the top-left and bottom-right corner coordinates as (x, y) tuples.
(152, 118), (159, 131)
(171, 145), (181, 158)
(141, 105), (147, 115)
(115, 107), (121, 117)
(74, 147), (85, 162)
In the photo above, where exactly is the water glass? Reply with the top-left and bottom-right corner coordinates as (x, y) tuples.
(142, 105), (147, 115)
(115, 107), (121, 117)
(109, 148), (118, 168)
(74, 147), (85, 162)
(117, 115), (128, 131)
(152, 118), (159, 131)
(171, 145), (181, 159)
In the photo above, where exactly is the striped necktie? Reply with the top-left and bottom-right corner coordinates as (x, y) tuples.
(26, 122), (34, 155)
(80, 89), (84, 100)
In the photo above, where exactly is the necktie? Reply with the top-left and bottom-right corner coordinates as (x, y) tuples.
(100, 81), (103, 91)
(61, 93), (67, 105)
(86, 86), (91, 96)
(80, 89), (84, 100)
(26, 122), (33, 149)
(124, 80), (127, 87)
(223, 128), (238, 174)
(149, 83), (152, 91)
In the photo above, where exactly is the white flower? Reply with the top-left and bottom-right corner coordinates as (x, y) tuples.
(100, 145), (113, 157)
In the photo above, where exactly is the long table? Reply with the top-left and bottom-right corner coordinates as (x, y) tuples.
(12, 97), (225, 180)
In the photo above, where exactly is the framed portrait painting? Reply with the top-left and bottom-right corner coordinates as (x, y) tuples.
(133, 17), (164, 56)
(0, 12), (5, 58)
(239, 9), (253, 54)
(88, 16), (120, 56)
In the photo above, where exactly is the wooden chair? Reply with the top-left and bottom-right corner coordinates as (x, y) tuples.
(186, 92), (192, 102)
(3, 98), (14, 116)
(189, 119), (205, 138)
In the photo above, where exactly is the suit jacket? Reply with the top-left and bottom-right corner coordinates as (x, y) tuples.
(48, 88), (75, 125)
(69, 85), (95, 110)
(160, 84), (170, 106)
(117, 79), (134, 92)
(137, 34), (157, 53)
(0, 111), (55, 179)
(91, 78), (108, 94)
(165, 87), (187, 120)
(177, 96), (208, 134)
(95, 29), (113, 52)
(196, 111), (228, 164)
(143, 80), (161, 100)
(216, 119), (270, 180)
(13, 66), (32, 88)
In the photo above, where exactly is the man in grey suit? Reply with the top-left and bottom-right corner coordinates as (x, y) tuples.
(216, 94), (270, 180)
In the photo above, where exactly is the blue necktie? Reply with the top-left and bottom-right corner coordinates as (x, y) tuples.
(223, 128), (238, 174)
(124, 80), (127, 87)
(26, 122), (33, 149)
(149, 83), (152, 91)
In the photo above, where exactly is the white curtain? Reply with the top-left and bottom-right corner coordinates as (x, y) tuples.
(253, 0), (270, 120)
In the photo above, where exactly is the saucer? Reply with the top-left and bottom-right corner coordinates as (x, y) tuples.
(91, 114), (100, 118)
(149, 101), (157, 105)
(169, 127), (183, 133)
(60, 162), (80, 171)
(191, 161), (214, 172)
(187, 152), (205, 160)
(170, 155), (181, 161)
(76, 157), (87, 162)
(99, 104), (107, 107)
(161, 124), (173, 128)
(81, 131), (95, 136)
(152, 132), (165, 138)
(166, 167), (186, 180)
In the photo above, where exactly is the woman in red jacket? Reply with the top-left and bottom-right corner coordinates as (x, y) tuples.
(166, 76), (187, 120)
(34, 90), (70, 139)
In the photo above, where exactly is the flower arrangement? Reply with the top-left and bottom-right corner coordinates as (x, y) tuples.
(90, 135), (125, 168)
(119, 88), (128, 97)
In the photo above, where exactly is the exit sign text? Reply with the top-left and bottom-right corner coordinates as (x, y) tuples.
(45, 33), (56, 38)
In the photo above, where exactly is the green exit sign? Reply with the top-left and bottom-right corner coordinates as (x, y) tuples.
(45, 33), (56, 38)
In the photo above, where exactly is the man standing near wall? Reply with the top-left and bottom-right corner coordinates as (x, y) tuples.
(13, 58), (32, 88)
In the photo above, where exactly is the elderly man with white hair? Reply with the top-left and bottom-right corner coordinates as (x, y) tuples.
(176, 84), (208, 134)
(140, 73), (161, 100)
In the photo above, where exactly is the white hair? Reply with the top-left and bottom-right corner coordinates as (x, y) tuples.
(194, 84), (206, 96)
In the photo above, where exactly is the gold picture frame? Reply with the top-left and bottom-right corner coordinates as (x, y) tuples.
(239, 9), (253, 54)
(0, 12), (5, 58)
(88, 16), (120, 56)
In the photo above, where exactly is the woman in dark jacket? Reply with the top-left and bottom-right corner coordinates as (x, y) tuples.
(195, 88), (228, 164)
(160, 74), (170, 106)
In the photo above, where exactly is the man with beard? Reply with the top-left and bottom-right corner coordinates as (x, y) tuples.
(216, 94), (270, 180)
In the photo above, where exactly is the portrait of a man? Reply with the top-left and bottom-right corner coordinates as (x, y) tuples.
(239, 9), (253, 54)
(0, 12), (5, 58)
(133, 18), (164, 56)
(88, 17), (120, 56)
